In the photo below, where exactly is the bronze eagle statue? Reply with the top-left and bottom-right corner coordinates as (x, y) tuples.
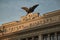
(21, 4), (39, 14)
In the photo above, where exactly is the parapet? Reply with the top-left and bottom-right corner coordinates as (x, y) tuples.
(20, 13), (40, 22)
(0, 10), (60, 28)
(43, 10), (60, 17)
(1, 21), (20, 28)
(1, 10), (60, 28)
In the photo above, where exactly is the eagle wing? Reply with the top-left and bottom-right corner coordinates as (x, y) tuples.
(29, 4), (39, 12)
(21, 7), (29, 13)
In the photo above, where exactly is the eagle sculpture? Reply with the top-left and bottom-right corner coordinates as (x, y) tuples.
(21, 4), (39, 15)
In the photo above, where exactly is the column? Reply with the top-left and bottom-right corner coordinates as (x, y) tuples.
(26, 38), (28, 40)
(32, 37), (34, 40)
(39, 34), (43, 40)
(18, 38), (21, 40)
(55, 33), (57, 40)
(48, 34), (50, 40)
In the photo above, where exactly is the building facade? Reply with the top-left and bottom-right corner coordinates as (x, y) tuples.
(0, 10), (60, 40)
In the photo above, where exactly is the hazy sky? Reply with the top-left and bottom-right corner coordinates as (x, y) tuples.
(0, 0), (60, 25)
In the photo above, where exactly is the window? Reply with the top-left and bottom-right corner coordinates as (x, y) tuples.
(57, 32), (60, 40)
(50, 33), (55, 40)
(28, 37), (32, 40)
(46, 19), (49, 23)
(34, 36), (38, 40)
(21, 38), (26, 40)
(39, 20), (42, 25)
(11, 27), (13, 31)
(29, 23), (32, 27)
(43, 34), (48, 40)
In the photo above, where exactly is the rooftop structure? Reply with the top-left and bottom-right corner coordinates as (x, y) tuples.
(0, 10), (60, 40)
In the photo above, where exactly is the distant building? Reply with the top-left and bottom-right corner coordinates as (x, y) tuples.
(0, 10), (60, 40)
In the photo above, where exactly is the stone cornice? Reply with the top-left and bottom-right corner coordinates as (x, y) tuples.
(0, 10), (60, 37)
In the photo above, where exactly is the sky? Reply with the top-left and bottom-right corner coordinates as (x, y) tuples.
(0, 0), (60, 25)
